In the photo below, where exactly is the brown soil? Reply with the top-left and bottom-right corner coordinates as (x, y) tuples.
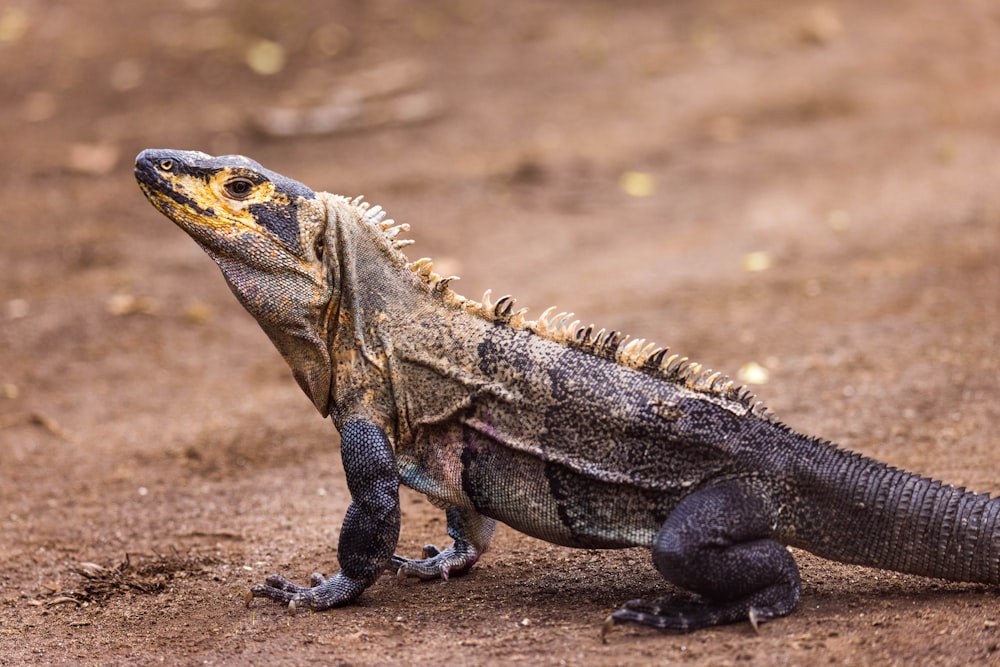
(2, 1), (1000, 665)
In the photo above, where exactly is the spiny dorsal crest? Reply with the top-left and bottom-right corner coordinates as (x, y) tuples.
(349, 195), (416, 251)
(345, 196), (776, 422)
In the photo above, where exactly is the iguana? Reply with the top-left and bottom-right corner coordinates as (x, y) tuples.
(134, 148), (1000, 633)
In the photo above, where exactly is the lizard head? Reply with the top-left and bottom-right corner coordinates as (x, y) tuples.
(135, 148), (334, 416)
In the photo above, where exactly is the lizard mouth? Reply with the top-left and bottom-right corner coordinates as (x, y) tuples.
(133, 149), (164, 186)
(134, 149), (213, 220)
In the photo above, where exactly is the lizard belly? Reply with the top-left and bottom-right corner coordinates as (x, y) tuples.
(397, 403), (686, 549)
(458, 434), (669, 549)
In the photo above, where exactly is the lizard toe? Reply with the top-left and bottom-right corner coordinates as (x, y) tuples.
(262, 574), (307, 594)
(249, 571), (370, 611)
(392, 543), (478, 581)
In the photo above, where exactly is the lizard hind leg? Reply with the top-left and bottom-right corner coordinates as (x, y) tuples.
(610, 481), (801, 632)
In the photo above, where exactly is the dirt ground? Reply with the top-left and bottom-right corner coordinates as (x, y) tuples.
(2, 1), (1000, 664)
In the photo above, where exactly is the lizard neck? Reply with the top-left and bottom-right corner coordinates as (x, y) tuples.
(320, 192), (431, 431)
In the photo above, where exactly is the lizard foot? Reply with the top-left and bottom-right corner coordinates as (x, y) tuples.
(248, 572), (366, 611)
(391, 542), (479, 581)
(608, 594), (782, 632)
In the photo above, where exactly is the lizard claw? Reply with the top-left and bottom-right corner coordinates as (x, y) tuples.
(747, 607), (761, 633)
(600, 614), (616, 644)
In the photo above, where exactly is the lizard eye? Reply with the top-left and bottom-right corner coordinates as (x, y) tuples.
(159, 159), (173, 171)
(223, 177), (255, 199)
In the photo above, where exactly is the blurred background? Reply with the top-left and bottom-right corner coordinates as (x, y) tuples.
(2, 1), (999, 664)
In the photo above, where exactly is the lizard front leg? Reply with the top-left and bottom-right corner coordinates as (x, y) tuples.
(392, 505), (496, 581)
(249, 417), (400, 610)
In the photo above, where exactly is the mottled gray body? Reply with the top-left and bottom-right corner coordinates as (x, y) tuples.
(390, 318), (730, 548)
(135, 149), (1000, 632)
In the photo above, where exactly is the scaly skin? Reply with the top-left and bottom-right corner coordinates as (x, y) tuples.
(135, 149), (1000, 633)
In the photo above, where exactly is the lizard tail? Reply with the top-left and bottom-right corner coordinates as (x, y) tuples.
(786, 442), (1000, 585)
